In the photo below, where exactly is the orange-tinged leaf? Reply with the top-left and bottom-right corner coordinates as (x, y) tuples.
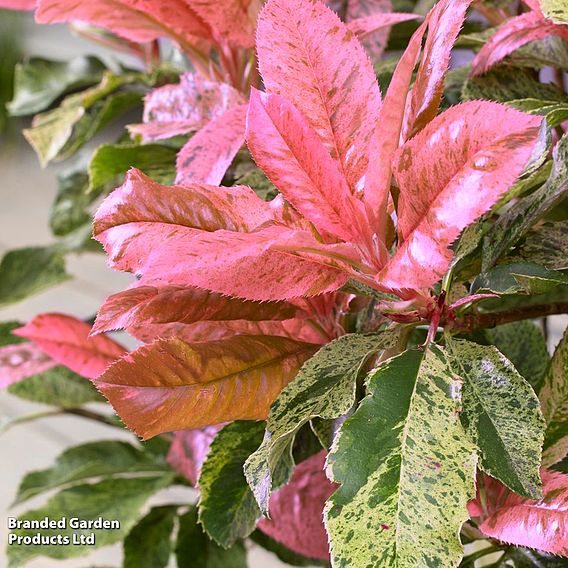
(14, 313), (126, 379)
(94, 336), (317, 438)
(478, 469), (568, 556)
(378, 102), (542, 291)
(176, 104), (247, 186)
(257, 0), (382, 193)
(36, 0), (213, 49)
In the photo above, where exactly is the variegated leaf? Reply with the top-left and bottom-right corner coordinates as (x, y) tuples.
(325, 346), (477, 568)
(540, 327), (568, 466)
(447, 338), (545, 499)
(245, 330), (399, 514)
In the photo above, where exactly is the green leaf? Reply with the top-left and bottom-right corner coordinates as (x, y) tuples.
(244, 331), (399, 514)
(507, 98), (568, 127)
(0, 321), (25, 346)
(175, 507), (247, 568)
(8, 366), (104, 409)
(13, 440), (171, 504)
(7, 475), (173, 567)
(472, 262), (568, 295)
(504, 546), (568, 567)
(198, 421), (263, 547)
(249, 530), (325, 566)
(462, 65), (568, 104)
(0, 247), (70, 307)
(235, 169), (278, 201)
(486, 321), (550, 391)
(23, 72), (142, 166)
(8, 56), (106, 117)
(447, 338), (545, 499)
(88, 142), (177, 193)
(510, 220), (568, 271)
(539, 327), (568, 466)
(540, 0), (568, 24)
(49, 169), (95, 237)
(483, 134), (568, 269)
(123, 505), (177, 568)
(325, 347), (477, 568)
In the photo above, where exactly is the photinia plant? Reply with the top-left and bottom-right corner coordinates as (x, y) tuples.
(2, 0), (568, 566)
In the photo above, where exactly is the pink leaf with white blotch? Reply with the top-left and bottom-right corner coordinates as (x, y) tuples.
(176, 104), (247, 186)
(13, 314), (126, 379)
(476, 469), (568, 556)
(0, 343), (56, 389)
(93, 168), (274, 272)
(129, 73), (245, 142)
(188, 0), (257, 48)
(471, 10), (568, 76)
(257, 0), (382, 194)
(378, 102), (541, 292)
(258, 451), (336, 560)
(35, 0), (213, 48)
(246, 89), (366, 242)
(167, 426), (222, 486)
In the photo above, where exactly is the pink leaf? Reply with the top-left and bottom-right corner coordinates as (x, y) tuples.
(0, 343), (56, 389)
(471, 11), (568, 76)
(93, 285), (304, 334)
(246, 89), (365, 242)
(129, 73), (245, 142)
(0, 0), (35, 9)
(378, 102), (542, 291)
(137, 225), (351, 301)
(342, 0), (398, 60)
(404, 0), (471, 138)
(13, 314), (126, 379)
(258, 451), (336, 560)
(93, 168), (274, 272)
(479, 469), (568, 556)
(167, 426), (221, 485)
(188, 0), (257, 48)
(257, 0), (382, 193)
(176, 104), (247, 186)
(348, 11), (420, 40)
(35, 0), (212, 48)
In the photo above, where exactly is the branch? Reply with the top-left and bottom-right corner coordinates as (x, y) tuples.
(451, 302), (568, 333)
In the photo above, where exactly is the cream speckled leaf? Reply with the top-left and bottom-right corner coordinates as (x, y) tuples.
(244, 331), (399, 514)
(540, 327), (568, 466)
(512, 220), (568, 271)
(540, 0), (568, 24)
(447, 338), (545, 499)
(325, 346), (477, 568)
(486, 321), (550, 392)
